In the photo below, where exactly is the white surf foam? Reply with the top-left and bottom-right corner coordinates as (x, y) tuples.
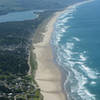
(90, 81), (96, 85)
(81, 64), (97, 79)
(55, 41), (97, 100)
(51, 0), (96, 100)
(71, 67), (96, 100)
(80, 53), (87, 61)
(73, 37), (80, 42)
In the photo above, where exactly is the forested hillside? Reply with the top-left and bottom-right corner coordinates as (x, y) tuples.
(0, 0), (83, 15)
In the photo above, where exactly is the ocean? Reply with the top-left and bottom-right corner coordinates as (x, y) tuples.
(51, 0), (100, 100)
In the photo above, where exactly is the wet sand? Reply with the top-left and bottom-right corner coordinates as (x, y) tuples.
(33, 11), (67, 100)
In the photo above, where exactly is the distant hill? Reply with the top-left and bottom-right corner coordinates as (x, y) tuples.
(17, 0), (82, 9)
(0, 0), (83, 14)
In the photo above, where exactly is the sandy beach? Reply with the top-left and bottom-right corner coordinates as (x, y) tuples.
(32, 1), (92, 100)
(33, 11), (67, 100)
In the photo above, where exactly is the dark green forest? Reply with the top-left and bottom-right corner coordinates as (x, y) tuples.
(0, 11), (53, 100)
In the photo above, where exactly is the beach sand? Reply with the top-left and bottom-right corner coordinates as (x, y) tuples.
(33, 11), (67, 100)
(31, 1), (90, 100)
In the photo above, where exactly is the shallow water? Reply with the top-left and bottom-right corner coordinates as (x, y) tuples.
(51, 0), (100, 100)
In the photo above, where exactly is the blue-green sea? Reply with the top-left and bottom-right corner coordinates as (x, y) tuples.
(51, 0), (100, 100)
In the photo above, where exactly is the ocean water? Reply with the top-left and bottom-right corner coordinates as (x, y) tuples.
(0, 10), (38, 23)
(51, 0), (100, 100)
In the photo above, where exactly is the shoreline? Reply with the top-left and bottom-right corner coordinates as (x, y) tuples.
(33, 11), (67, 100)
(31, 1), (93, 100)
